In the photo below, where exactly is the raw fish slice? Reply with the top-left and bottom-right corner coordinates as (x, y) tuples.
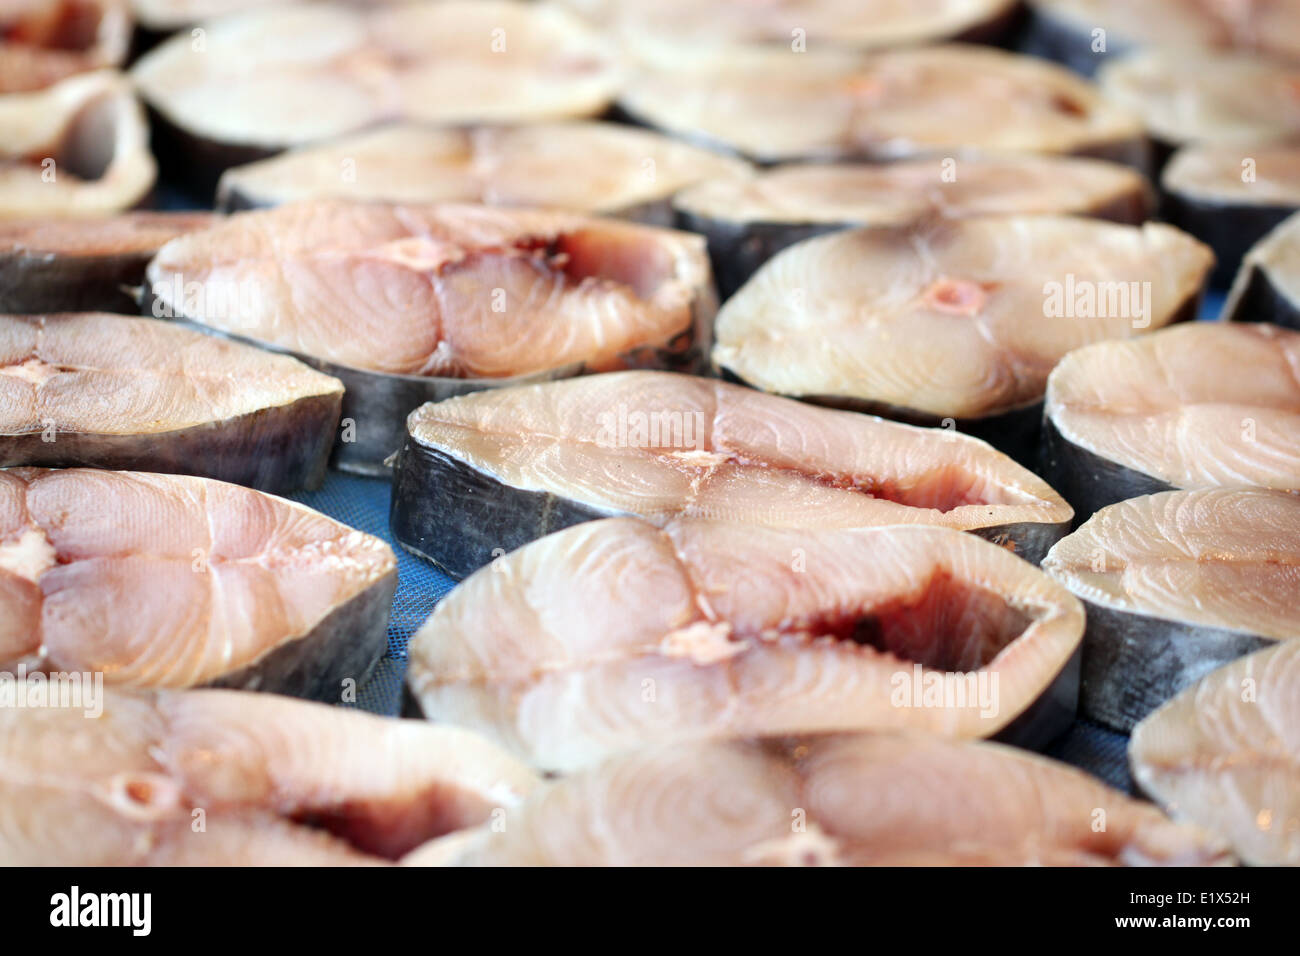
(711, 215), (1210, 461)
(674, 155), (1153, 297)
(0, 685), (538, 865)
(1162, 141), (1300, 286)
(0, 70), (154, 217)
(618, 44), (1146, 165)
(217, 122), (751, 225)
(1042, 488), (1300, 731)
(1130, 642), (1300, 866)
(0, 312), (342, 492)
(391, 370), (1073, 578)
(145, 200), (715, 473)
(1098, 50), (1300, 148)
(407, 519), (1085, 769)
(1042, 322), (1300, 519)
(131, 1), (621, 187)
(0, 468), (396, 697)
(407, 732), (1231, 866)
(0, 0), (130, 93)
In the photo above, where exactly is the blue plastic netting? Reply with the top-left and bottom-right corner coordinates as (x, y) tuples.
(288, 472), (455, 715)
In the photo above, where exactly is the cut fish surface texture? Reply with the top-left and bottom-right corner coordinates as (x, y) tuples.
(408, 732), (1232, 866)
(674, 155), (1154, 297)
(617, 44), (1146, 165)
(390, 370), (1073, 579)
(1223, 210), (1300, 330)
(0, 212), (216, 313)
(217, 121), (751, 224)
(406, 519), (1085, 770)
(0, 69), (155, 217)
(1042, 322), (1300, 519)
(144, 200), (715, 473)
(0, 0), (130, 93)
(560, 0), (1020, 52)
(0, 468), (396, 698)
(1130, 641), (1300, 867)
(711, 215), (1211, 462)
(0, 312), (343, 492)
(0, 685), (539, 865)
(1098, 50), (1300, 148)
(1162, 141), (1300, 286)
(1042, 488), (1300, 732)
(130, 1), (621, 184)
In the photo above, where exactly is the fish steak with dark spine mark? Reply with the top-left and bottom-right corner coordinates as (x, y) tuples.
(1041, 323), (1300, 520)
(1130, 641), (1300, 867)
(0, 468), (396, 699)
(1162, 141), (1300, 286)
(0, 0), (130, 93)
(1042, 488), (1300, 732)
(390, 370), (1073, 579)
(0, 312), (343, 493)
(0, 69), (154, 217)
(144, 200), (716, 475)
(406, 519), (1085, 768)
(216, 122), (751, 226)
(1223, 210), (1300, 330)
(0, 685), (539, 865)
(617, 44), (1147, 166)
(130, 1), (621, 189)
(674, 155), (1154, 298)
(711, 215), (1211, 464)
(0, 212), (216, 313)
(407, 732), (1232, 866)
(1097, 50), (1300, 158)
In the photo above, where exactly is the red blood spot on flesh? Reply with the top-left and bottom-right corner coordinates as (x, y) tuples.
(923, 278), (989, 316)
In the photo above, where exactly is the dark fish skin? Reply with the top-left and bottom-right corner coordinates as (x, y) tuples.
(1015, 6), (1137, 78)
(1073, 601), (1273, 732)
(389, 440), (609, 579)
(0, 248), (156, 315)
(993, 646), (1080, 751)
(0, 215), (217, 315)
(1161, 192), (1294, 288)
(0, 394), (342, 494)
(208, 569), (397, 701)
(1039, 414), (1175, 527)
(1222, 258), (1300, 330)
(144, 102), (278, 201)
